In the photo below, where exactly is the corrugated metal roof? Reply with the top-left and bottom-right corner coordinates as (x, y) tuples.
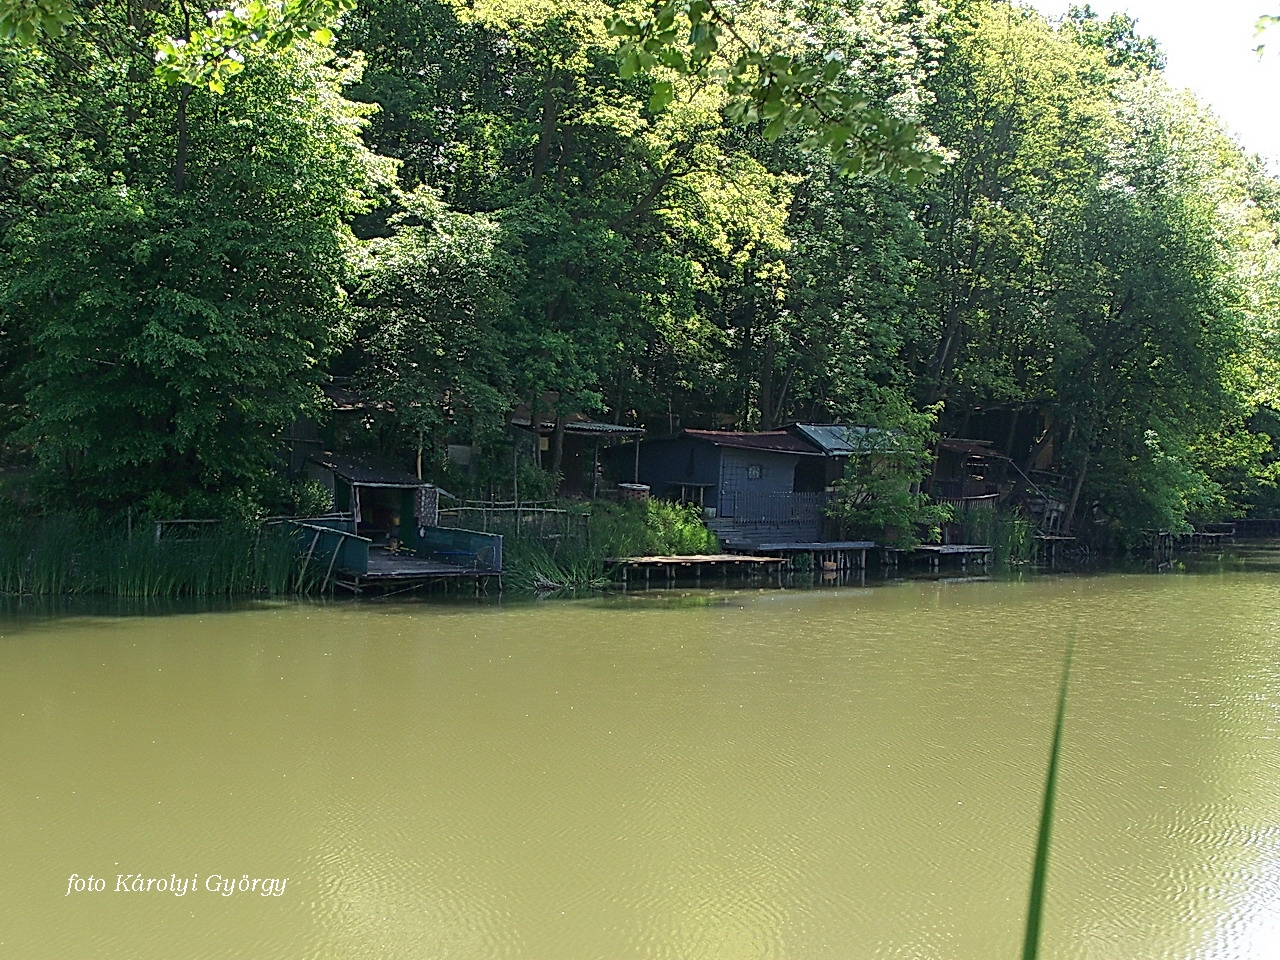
(565, 421), (644, 437)
(307, 453), (427, 487)
(509, 413), (644, 438)
(938, 438), (998, 457)
(681, 429), (823, 455)
(789, 424), (879, 456)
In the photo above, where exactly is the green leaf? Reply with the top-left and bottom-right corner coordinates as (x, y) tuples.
(658, 48), (688, 72)
(760, 96), (784, 121)
(619, 49), (640, 80)
(649, 80), (674, 113)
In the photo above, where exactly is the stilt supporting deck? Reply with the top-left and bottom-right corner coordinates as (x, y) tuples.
(607, 554), (787, 587)
(910, 545), (993, 571)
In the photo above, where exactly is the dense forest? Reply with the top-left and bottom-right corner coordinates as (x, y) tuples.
(2, 0), (1279, 546)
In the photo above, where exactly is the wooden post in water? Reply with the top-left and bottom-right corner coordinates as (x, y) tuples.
(592, 441), (600, 500)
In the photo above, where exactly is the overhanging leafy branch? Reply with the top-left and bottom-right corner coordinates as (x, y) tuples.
(608, 0), (944, 181)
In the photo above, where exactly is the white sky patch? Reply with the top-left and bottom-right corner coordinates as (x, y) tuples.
(1025, 0), (1280, 169)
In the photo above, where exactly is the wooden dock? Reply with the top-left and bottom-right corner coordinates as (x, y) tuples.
(332, 547), (500, 596)
(1033, 535), (1076, 564)
(749, 541), (878, 572)
(888, 544), (993, 570)
(1180, 531), (1234, 550)
(1234, 519), (1280, 537)
(606, 554), (787, 586)
(1150, 527), (1238, 559)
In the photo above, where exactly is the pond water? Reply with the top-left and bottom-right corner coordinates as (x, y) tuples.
(3, 558), (1280, 959)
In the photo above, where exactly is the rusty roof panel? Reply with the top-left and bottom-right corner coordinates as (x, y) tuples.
(681, 429), (823, 455)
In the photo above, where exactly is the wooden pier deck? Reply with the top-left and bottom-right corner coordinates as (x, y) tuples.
(333, 548), (500, 595)
(1181, 531), (1234, 550)
(886, 544), (993, 570)
(1150, 527), (1238, 559)
(606, 554), (786, 586)
(1033, 534), (1076, 564)
(749, 541), (878, 572)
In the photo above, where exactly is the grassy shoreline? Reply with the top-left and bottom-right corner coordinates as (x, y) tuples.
(0, 501), (720, 600)
(0, 517), (317, 599)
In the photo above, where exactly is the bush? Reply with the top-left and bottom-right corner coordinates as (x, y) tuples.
(289, 480), (335, 517)
(592, 500), (719, 557)
(479, 499), (718, 594)
(825, 400), (951, 548)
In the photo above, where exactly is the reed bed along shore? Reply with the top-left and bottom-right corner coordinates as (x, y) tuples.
(0, 517), (319, 598)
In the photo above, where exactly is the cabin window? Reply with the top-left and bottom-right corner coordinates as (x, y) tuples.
(747, 463), (763, 480)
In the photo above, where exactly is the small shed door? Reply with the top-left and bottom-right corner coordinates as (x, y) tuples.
(718, 455), (735, 517)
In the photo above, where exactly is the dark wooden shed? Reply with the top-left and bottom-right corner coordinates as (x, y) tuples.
(304, 453), (443, 550)
(509, 409), (645, 497)
(619, 429), (823, 511)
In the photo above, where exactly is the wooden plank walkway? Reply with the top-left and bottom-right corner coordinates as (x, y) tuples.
(747, 541), (878, 573)
(364, 554), (474, 578)
(605, 554), (786, 586)
(1033, 535), (1076, 564)
(885, 544), (993, 570)
(334, 548), (499, 596)
(752, 541), (878, 551)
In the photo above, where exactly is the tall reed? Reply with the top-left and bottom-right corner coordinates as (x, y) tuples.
(960, 507), (1035, 564)
(1022, 637), (1075, 960)
(0, 517), (317, 598)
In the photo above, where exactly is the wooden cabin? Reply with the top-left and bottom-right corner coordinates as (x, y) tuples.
(608, 428), (832, 546)
(304, 453), (442, 550)
(508, 407), (645, 497)
(929, 438), (1004, 504)
(785, 423), (885, 487)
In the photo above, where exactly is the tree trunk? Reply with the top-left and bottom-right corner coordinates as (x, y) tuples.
(549, 415), (566, 494)
(1003, 408), (1021, 459)
(530, 68), (562, 192)
(926, 300), (964, 403)
(1062, 452), (1090, 535)
(173, 83), (190, 193)
(758, 329), (775, 428)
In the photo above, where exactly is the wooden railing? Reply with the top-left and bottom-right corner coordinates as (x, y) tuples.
(419, 526), (503, 572)
(286, 519), (371, 578)
(932, 493), (1000, 512)
(719, 491), (830, 526)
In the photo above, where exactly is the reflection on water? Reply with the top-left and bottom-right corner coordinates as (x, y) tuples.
(2, 554), (1280, 959)
(1178, 538), (1280, 576)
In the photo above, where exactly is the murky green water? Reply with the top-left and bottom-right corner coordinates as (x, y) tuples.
(3, 563), (1280, 960)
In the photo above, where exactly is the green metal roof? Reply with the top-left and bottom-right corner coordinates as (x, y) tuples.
(789, 424), (879, 456)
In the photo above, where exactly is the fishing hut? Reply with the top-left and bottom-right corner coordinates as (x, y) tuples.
(301, 454), (502, 594)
